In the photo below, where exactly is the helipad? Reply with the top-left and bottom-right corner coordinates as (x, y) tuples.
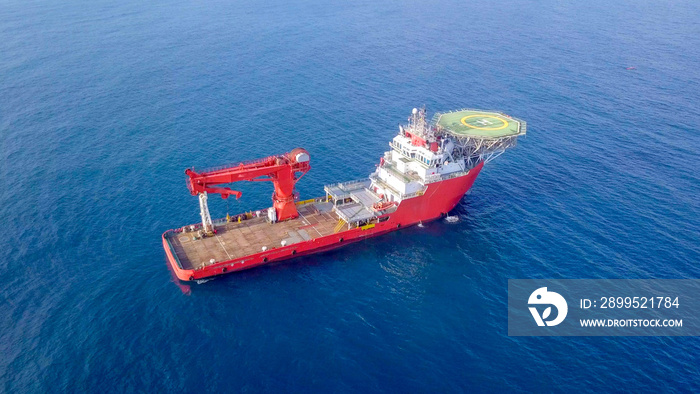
(435, 109), (525, 139)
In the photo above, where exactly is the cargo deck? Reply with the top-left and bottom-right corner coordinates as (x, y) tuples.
(167, 202), (339, 270)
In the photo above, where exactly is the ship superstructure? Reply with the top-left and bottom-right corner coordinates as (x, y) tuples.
(163, 108), (525, 281)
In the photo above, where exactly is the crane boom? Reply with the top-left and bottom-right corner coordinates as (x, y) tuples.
(185, 149), (311, 233)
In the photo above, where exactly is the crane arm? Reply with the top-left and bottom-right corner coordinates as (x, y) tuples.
(185, 163), (289, 199)
(184, 149), (311, 227)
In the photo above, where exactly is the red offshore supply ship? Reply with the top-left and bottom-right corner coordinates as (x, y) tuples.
(163, 108), (526, 281)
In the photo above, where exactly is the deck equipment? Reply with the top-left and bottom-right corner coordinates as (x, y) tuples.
(184, 149), (310, 234)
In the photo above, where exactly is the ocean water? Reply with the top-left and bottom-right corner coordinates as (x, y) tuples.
(1, 0), (699, 391)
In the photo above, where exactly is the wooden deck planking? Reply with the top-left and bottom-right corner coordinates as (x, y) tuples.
(170, 203), (340, 270)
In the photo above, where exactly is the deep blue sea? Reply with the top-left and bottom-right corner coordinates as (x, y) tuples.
(1, 0), (699, 392)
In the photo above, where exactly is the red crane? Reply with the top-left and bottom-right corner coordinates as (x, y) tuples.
(185, 148), (311, 233)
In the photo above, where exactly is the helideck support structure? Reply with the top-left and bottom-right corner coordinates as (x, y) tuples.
(432, 108), (526, 169)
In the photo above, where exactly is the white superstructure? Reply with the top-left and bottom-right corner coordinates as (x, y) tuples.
(370, 107), (467, 203)
(323, 107), (525, 230)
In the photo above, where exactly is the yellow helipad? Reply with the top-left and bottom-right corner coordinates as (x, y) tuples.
(436, 109), (525, 138)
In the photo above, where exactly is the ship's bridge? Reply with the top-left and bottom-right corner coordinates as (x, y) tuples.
(390, 134), (444, 168)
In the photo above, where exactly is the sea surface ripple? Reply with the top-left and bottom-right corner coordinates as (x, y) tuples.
(1, 0), (699, 392)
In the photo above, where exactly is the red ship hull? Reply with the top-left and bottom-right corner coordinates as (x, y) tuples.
(163, 162), (484, 281)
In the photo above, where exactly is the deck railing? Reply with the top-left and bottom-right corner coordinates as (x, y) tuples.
(194, 155), (276, 175)
(401, 186), (428, 199)
(164, 235), (184, 269)
(324, 178), (371, 191)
